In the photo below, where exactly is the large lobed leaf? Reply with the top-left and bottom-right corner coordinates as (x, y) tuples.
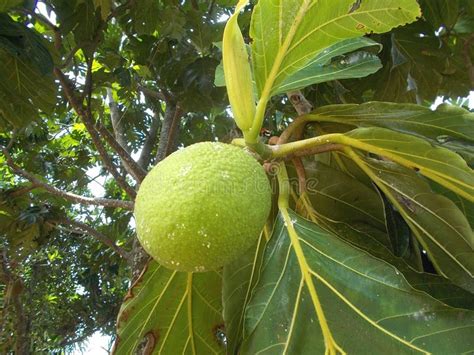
(340, 127), (474, 201)
(307, 102), (474, 164)
(215, 37), (383, 94)
(288, 161), (474, 309)
(250, 0), (421, 98)
(0, 15), (56, 129)
(348, 152), (473, 292)
(222, 234), (267, 354)
(113, 261), (225, 354)
(241, 210), (474, 354)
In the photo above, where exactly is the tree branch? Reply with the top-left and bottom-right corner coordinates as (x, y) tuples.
(287, 90), (313, 116)
(138, 85), (168, 101)
(1, 147), (134, 211)
(107, 88), (128, 150)
(155, 104), (183, 162)
(137, 112), (161, 170)
(54, 67), (137, 199)
(95, 122), (147, 182)
(50, 217), (130, 260)
(0, 249), (30, 355)
(462, 34), (474, 88)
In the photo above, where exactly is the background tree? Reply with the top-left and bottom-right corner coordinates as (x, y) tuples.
(0, 0), (473, 353)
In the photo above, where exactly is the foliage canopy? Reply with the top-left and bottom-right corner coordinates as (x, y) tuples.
(0, 0), (473, 353)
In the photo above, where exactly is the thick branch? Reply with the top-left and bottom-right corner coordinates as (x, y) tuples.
(50, 217), (130, 260)
(107, 88), (128, 149)
(0, 250), (30, 355)
(1, 147), (134, 211)
(155, 104), (183, 163)
(137, 112), (161, 170)
(8, 184), (38, 198)
(54, 67), (137, 199)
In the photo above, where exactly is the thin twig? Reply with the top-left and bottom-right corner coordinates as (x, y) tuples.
(50, 217), (130, 260)
(54, 67), (137, 199)
(7, 184), (38, 198)
(138, 85), (168, 101)
(95, 123), (147, 182)
(1, 146), (134, 211)
(163, 105), (183, 158)
(278, 115), (308, 144)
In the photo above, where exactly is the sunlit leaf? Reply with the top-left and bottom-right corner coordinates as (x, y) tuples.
(242, 211), (474, 354)
(250, 0), (421, 97)
(114, 261), (225, 354)
(275, 37), (382, 95)
(340, 127), (474, 201)
(307, 101), (474, 166)
(308, 102), (474, 144)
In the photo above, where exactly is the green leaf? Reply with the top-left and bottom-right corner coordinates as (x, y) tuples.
(306, 214), (474, 310)
(242, 211), (474, 353)
(288, 161), (386, 232)
(340, 127), (474, 201)
(73, 0), (101, 52)
(419, 0), (460, 29)
(222, 234), (267, 354)
(310, 102), (474, 144)
(346, 154), (474, 293)
(308, 102), (474, 164)
(93, 0), (111, 20)
(275, 37), (382, 95)
(250, 0), (421, 98)
(0, 14), (54, 74)
(390, 23), (447, 101)
(0, 50), (56, 128)
(114, 261), (225, 354)
(430, 182), (474, 228)
(0, 0), (22, 12)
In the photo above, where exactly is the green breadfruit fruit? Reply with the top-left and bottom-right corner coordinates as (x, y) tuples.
(134, 142), (272, 272)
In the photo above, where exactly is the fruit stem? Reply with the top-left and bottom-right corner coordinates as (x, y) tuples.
(232, 138), (274, 160)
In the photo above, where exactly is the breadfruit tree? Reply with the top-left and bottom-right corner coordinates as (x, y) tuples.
(0, 0), (473, 353)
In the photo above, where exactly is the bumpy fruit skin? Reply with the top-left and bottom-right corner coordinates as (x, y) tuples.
(134, 142), (271, 272)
